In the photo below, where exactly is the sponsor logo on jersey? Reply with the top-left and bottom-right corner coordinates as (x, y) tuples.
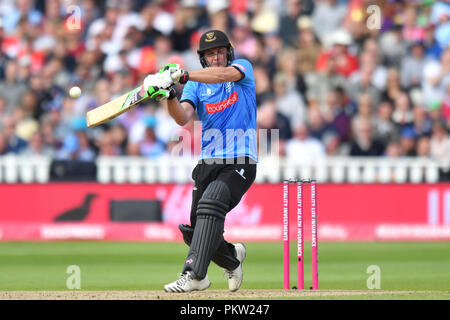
(205, 91), (239, 114)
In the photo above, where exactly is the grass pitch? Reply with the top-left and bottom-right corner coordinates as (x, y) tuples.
(0, 241), (449, 299)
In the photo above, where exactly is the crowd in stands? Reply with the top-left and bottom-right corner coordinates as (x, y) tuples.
(0, 0), (449, 164)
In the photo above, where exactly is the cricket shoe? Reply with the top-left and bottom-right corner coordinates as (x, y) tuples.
(164, 271), (211, 293)
(225, 243), (246, 292)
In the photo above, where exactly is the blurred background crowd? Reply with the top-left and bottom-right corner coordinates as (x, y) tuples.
(0, 0), (449, 171)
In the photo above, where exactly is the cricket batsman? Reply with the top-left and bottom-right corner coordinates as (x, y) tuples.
(143, 30), (257, 292)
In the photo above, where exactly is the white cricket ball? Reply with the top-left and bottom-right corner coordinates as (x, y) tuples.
(69, 86), (82, 98)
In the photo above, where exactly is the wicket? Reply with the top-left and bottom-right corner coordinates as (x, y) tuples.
(283, 179), (319, 290)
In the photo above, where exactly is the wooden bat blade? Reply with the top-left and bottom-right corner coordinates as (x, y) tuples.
(86, 85), (149, 127)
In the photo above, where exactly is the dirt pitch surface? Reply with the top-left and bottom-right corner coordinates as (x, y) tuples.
(1, 290), (449, 300)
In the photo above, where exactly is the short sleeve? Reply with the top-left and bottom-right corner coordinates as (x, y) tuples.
(180, 81), (200, 109)
(231, 59), (255, 87)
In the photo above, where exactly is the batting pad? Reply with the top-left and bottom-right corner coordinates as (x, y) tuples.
(179, 224), (239, 271)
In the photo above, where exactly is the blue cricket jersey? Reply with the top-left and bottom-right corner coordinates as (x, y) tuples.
(180, 59), (258, 162)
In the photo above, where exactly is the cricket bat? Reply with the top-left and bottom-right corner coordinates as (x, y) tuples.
(86, 85), (149, 127)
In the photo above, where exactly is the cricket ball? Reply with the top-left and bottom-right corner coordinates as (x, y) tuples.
(69, 86), (82, 98)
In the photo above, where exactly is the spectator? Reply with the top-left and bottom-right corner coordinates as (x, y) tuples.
(2, 115), (28, 154)
(324, 87), (352, 143)
(140, 1), (174, 46)
(379, 24), (407, 68)
(154, 101), (182, 146)
(257, 99), (292, 156)
(0, 132), (8, 155)
(0, 60), (27, 113)
(441, 81), (450, 124)
(251, 35), (276, 76)
(253, 65), (272, 106)
(307, 106), (338, 146)
(56, 117), (95, 161)
(392, 91), (414, 128)
(323, 130), (344, 155)
(15, 106), (39, 142)
(381, 68), (405, 104)
(384, 140), (403, 158)
(153, 33), (175, 71)
(96, 129), (120, 156)
(79, 0), (103, 41)
(429, 0), (450, 49)
(110, 124), (128, 155)
(167, 118), (201, 157)
(399, 126), (417, 156)
(21, 89), (40, 120)
(139, 118), (165, 159)
(250, 0), (279, 35)
(412, 105), (433, 137)
(207, 0), (234, 32)
(181, 31), (204, 72)
(422, 47), (450, 105)
(373, 100), (399, 144)
(40, 113), (62, 150)
(1, 0), (43, 34)
(400, 42), (428, 89)
(126, 141), (141, 156)
(359, 38), (388, 90)
(311, 0), (347, 42)
(285, 123), (326, 162)
(278, 0), (304, 47)
(348, 54), (381, 108)
(428, 100), (445, 122)
(298, 0), (315, 15)
(86, 2), (120, 53)
(0, 97), (6, 117)
(179, 0), (207, 31)
(353, 93), (376, 125)
(295, 15), (322, 75)
(306, 54), (350, 109)
(349, 117), (385, 157)
(315, 29), (359, 78)
(423, 23), (442, 60)
(430, 120), (450, 159)
(20, 130), (55, 157)
(416, 135), (431, 157)
(263, 32), (283, 58)
(402, 5), (426, 45)
(230, 13), (257, 60)
(170, 6), (196, 53)
(273, 72), (306, 129)
(276, 47), (305, 95)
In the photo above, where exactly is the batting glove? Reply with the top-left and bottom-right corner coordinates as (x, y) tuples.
(143, 73), (163, 92)
(159, 63), (180, 74)
(159, 63), (189, 84)
(143, 72), (173, 91)
(150, 87), (177, 102)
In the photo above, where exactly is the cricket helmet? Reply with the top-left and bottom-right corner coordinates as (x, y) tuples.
(197, 30), (235, 68)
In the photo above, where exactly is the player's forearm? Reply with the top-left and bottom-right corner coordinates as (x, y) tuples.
(188, 67), (241, 83)
(167, 99), (190, 126)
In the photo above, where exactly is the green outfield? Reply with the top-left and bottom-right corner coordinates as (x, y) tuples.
(0, 241), (449, 299)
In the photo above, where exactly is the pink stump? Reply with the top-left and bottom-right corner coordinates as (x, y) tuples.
(311, 181), (319, 290)
(283, 181), (290, 290)
(297, 182), (304, 290)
